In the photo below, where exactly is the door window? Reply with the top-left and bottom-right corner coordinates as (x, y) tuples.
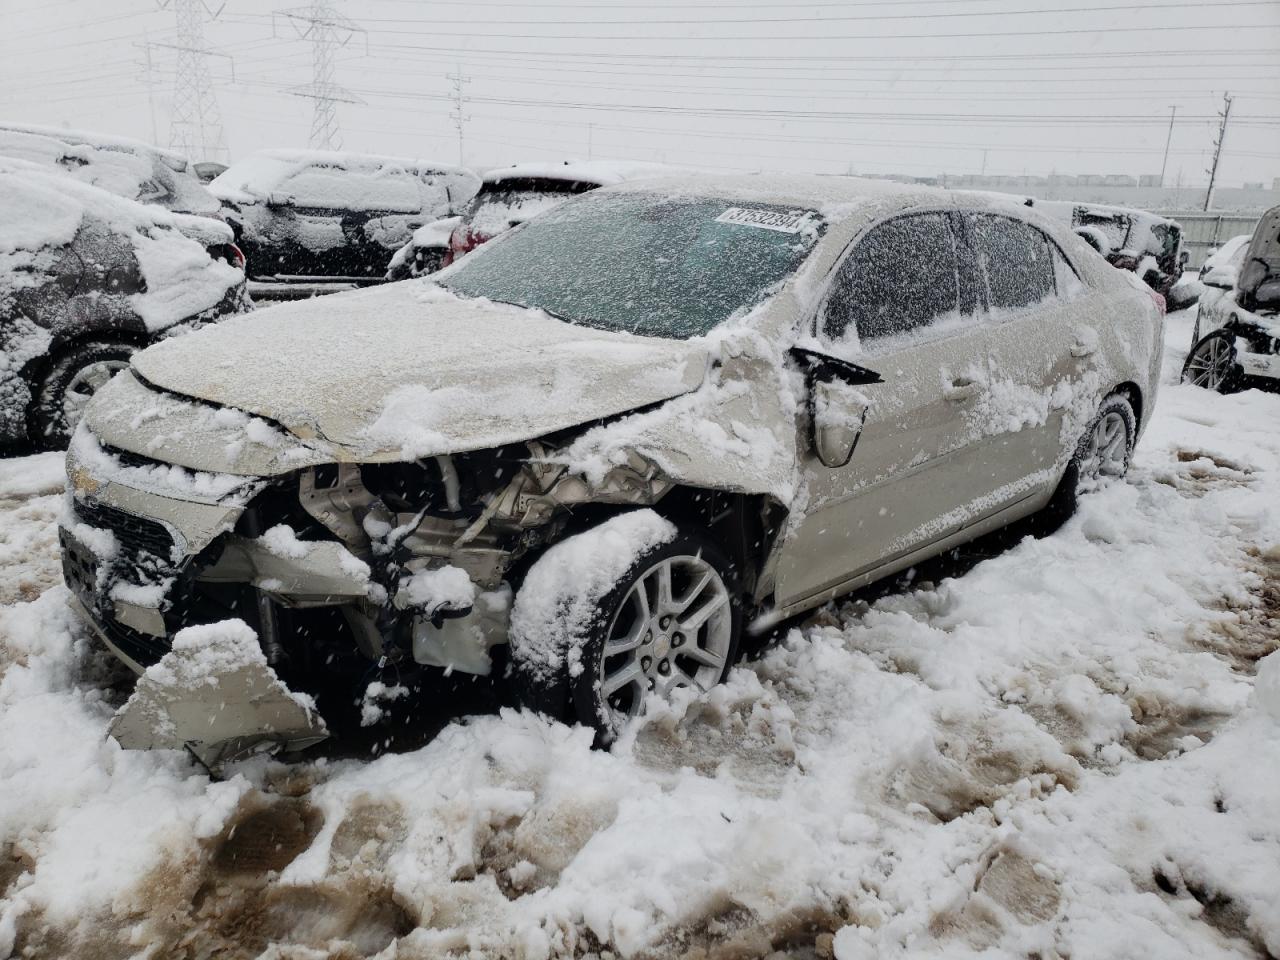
(970, 213), (1056, 311)
(821, 212), (963, 347)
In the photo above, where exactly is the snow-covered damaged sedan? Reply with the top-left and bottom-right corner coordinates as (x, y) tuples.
(1, 160), (247, 448)
(60, 174), (1163, 764)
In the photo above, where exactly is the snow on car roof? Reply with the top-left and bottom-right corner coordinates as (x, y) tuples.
(481, 159), (686, 188)
(597, 171), (955, 220)
(0, 121), (193, 172)
(209, 149), (475, 204)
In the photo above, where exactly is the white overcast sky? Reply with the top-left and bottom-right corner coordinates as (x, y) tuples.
(1, 0), (1277, 185)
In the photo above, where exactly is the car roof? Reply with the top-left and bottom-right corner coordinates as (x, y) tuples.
(596, 172), (963, 219)
(209, 149), (476, 203)
(481, 160), (686, 188)
(0, 121), (192, 172)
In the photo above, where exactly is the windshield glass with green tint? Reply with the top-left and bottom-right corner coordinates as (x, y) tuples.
(439, 191), (823, 339)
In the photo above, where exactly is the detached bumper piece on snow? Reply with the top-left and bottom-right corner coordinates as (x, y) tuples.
(106, 617), (328, 769)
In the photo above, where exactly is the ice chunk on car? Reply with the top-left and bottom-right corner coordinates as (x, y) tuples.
(109, 619), (328, 768)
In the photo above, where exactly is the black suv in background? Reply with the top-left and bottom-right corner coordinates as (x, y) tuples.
(209, 149), (479, 299)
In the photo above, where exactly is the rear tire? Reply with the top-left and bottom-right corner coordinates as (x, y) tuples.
(1037, 393), (1137, 534)
(29, 340), (135, 448)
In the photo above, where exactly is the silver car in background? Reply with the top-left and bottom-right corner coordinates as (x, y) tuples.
(60, 174), (1163, 762)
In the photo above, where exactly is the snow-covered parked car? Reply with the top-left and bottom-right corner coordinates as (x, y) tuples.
(0, 122), (223, 219)
(60, 174), (1163, 764)
(388, 160), (678, 280)
(1, 160), (247, 448)
(1032, 199), (1187, 302)
(1183, 204), (1280, 392)
(209, 149), (479, 299)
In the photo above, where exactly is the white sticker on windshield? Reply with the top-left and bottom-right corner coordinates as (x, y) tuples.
(715, 207), (809, 233)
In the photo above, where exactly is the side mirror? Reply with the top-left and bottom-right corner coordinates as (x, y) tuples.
(789, 346), (881, 469)
(812, 379), (869, 468)
(267, 192), (295, 208)
(1201, 266), (1236, 290)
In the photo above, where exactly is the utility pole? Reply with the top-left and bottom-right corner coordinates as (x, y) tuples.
(1159, 105), (1176, 187)
(153, 0), (232, 163)
(1204, 92), (1233, 212)
(587, 121), (594, 161)
(276, 2), (365, 151)
(447, 64), (471, 166)
(980, 148), (988, 176)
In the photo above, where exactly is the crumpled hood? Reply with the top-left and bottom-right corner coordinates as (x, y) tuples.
(129, 282), (709, 460)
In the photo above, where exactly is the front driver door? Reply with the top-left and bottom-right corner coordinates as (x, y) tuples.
(775, 211), (995, 609)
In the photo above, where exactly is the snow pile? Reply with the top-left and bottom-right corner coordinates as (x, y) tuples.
(510, 510), (677, 683)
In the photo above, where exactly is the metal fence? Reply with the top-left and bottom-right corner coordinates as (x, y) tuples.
(1159, 211), (1261, 269)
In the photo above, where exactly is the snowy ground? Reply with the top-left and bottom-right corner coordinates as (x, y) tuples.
(0, 308), (1277, 960)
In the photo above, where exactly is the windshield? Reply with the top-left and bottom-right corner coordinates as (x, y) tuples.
(440, 191), (822, 339)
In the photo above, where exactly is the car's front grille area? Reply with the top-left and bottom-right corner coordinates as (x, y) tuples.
(99, 616), (170, 668)
(73, 499), (174, 561)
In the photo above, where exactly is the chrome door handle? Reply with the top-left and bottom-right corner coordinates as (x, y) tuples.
(944, 378), (981, 402)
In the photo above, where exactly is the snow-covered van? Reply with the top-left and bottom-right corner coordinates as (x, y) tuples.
(0, 122), (223, 219)
(1183, 204), (1280, 392)
(388, 160), (680, 280)
(62, 174), (1164, 766)
(209, 150), (479, 299)
(0, 160), (247, 448)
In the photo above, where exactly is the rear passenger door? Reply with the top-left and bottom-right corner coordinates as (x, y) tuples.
(966, 212), (1097, 496)
(775, 212), (996, 606)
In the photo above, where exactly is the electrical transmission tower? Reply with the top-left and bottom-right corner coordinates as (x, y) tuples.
(153, 0), (232, 163)
(1203, 92), (1233, 212)
(447, 64), (471, 165)
(277, 2), (365, 152)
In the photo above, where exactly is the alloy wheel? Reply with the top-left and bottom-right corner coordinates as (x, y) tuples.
(1079, 409), (1130, 483)
(597, 554), (733, 728)
(1184, 335), (1234, 391)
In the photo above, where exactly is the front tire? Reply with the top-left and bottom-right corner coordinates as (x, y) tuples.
(510, 516), (741, 742)
(29, 340), (135, 448)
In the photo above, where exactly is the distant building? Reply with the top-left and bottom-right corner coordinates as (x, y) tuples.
(1139, 175), (1162, 187)
(1048, 174), (1077, 186)
(1274, 177), (1280, 191)
(1078, 174), (1105, 186)
(1244, 182), (1264, 190)
(1103, 174), (1138, 187)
